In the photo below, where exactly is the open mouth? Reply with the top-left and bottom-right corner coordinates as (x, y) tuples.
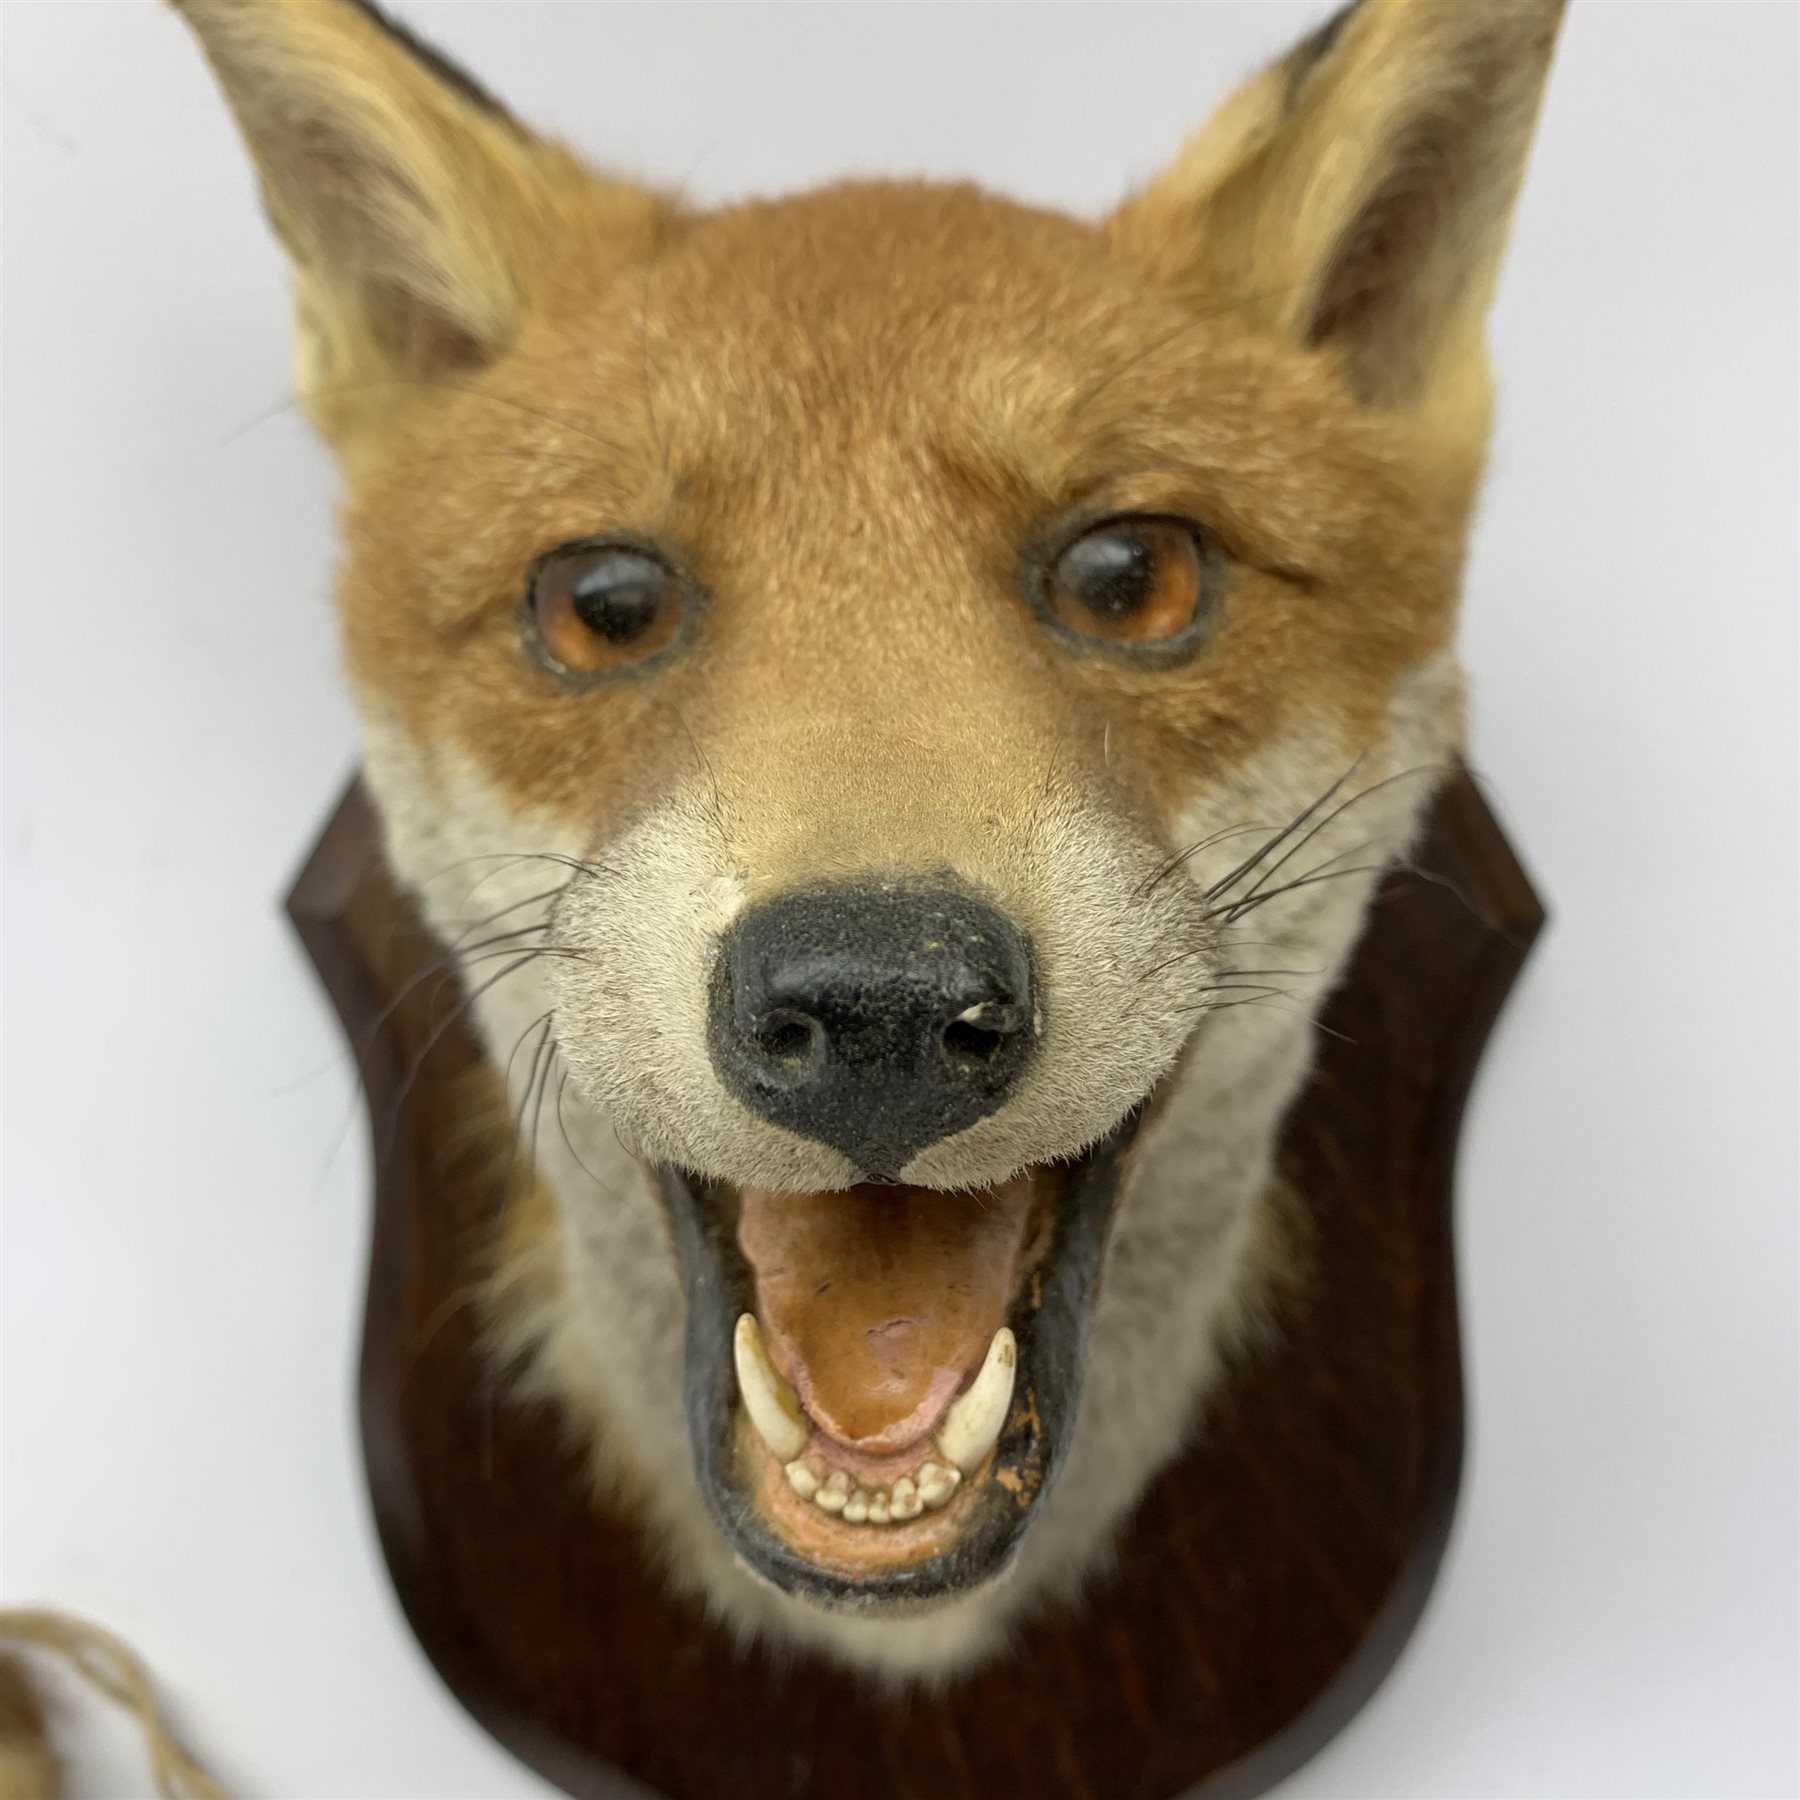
(659, 1110), (1145, 1610)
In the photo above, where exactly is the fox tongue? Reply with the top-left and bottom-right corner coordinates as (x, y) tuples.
(736, 1179), (1035, 1457)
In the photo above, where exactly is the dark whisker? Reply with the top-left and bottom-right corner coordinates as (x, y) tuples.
(1201, 758), (1368, 903)
(432, 850), (619, 892)
(502, 1012), (555, 1192)
(1217, 841), (1487, 929)
(449, 883), (566, 940)
(453, 945), (594, 970)
(520, 1019), (560, 1188)
(294, 866), (598, 1194)
(1214, 861), (1391, 924)
(1187, 991), (1358, 1046)
(350, 919), (555, 1069)
(296, 910), (560, 1172)
(555, 1069), (622, 1199)
(380, 951), (546, 1163)
(1376, 854), (1488, 924)
(1214, 966), (1323, 980)
(1190, 982), (1302, 1001)
(1136, 821), (1278, 900)
(1227, 763), (1452, 909)
(1134, 939), (1323, 983)
(503, 1009), (557, 1099)
(364, 865), (562, 962)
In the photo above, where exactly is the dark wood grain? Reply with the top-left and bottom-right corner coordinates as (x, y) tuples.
(286, 768), (1544, 1800)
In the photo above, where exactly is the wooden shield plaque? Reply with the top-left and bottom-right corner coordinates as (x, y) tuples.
(286, 766), (1543, 1800)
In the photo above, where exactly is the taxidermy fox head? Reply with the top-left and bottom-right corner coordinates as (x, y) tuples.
(175, 0), (1562, 1675)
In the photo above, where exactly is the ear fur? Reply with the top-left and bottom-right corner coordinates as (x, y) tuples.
(169, 0), (665, 441)
(1109, 0), (1566, 412)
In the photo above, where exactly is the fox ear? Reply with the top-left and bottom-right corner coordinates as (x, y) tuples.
(1109, 0), (1565, 410)
(171, 0), (657, 436)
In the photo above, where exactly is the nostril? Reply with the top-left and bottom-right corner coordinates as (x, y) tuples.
(754, 1009), (823, 1067)
(942, 1019), (1003, 1064)
(941, 1001), (1025, 1069)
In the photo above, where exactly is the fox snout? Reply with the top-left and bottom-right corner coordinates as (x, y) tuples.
(545, 758), (1215, 1198)
(709, 883), (1038, 1183)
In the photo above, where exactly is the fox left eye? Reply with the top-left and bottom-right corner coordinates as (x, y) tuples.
(525, 539), (688, 678)
(1042, 516), (1210, 649)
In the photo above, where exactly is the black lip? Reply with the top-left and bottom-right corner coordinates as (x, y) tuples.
(659, 1112), (1144, 1612)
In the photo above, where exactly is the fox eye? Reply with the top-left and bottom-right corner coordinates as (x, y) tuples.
(1042, 517), (1210, 649)
(526, 539), (687, 678)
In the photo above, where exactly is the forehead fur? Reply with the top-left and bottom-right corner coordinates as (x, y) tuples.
(339, 176), (1466, 832)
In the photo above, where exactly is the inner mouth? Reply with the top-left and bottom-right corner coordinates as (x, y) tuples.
(659, 1110), (1145, 1611)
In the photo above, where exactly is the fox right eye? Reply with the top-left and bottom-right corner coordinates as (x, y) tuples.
(1039, 516), (1212, 654)
(524, 538), (692, 680)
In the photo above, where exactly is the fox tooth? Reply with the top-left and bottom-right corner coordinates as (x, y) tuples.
(733, 1314), (809, 1463)
(785, 1460), (820, 1500)
(935, 1327), (1016, 1475)
(843, 1488), (870, 1525)
(889, 1475), (921, 1521)
(916, 1462), (960, 1510)
(815, 1472), (851, 1514)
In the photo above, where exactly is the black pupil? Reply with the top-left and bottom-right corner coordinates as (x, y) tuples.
(568, 550), (666, 645)
(1062, 529), (1155, 620)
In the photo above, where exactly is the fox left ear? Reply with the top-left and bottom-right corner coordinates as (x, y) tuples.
(1109, 0), (1566, 411)
(169, 0), (668, 444)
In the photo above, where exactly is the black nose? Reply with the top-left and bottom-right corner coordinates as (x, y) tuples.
(708, 883), (1037, 1180)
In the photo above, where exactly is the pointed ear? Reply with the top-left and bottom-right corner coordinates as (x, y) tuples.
(1108, 0), (1565, 409)
(170, 0), (663, 437)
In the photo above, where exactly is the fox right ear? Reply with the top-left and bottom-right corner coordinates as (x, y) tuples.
(1109, 0), (1566, 417)
(170, 0), (665, 440)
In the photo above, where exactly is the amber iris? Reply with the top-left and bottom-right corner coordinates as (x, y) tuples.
(1044, 517), (1207, 646)
(528, 541), (685, 676)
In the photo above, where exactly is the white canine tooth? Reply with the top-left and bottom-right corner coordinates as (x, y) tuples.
(815, 1471), (851, 1514)
(889, 1475), (921, 1521)
(916, 1461), (961, 1510)
(935, 1326), (1016, 1475)
(785, 1461), (819, 1500)
(868, 1493), (891, 1526)
(843, 1488), (870, 1525)
(733, 1314), (810, 1463)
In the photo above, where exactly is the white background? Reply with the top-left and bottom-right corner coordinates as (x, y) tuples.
(3, 3), (1796, 1796)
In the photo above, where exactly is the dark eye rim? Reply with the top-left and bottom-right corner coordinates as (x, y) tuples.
(1019, 509), (1223, 666)
(519, 533), (706, 688)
